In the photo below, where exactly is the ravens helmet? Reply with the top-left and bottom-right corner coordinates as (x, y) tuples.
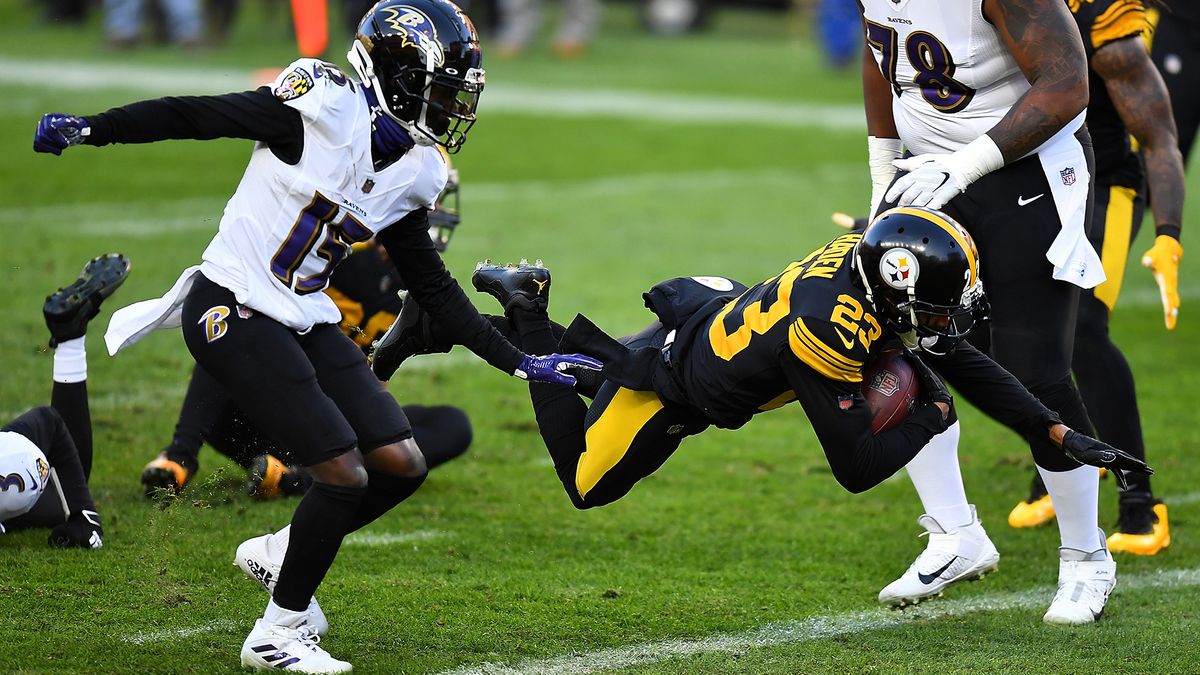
(347, 0), (484, 151)
(853, 207), (987, 355)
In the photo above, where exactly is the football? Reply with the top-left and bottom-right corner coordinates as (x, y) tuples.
(862, 349), (921, 433)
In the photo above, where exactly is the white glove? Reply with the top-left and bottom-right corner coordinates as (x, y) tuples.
(885, 135), (1004, 210)
(868, 136), (903, 219)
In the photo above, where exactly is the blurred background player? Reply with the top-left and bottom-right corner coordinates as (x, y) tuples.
(859, 0), (1121, 623)
(1148, 0), (1200, 166)
(140, 158), (472, 500)
(1007, 0), (1183, 557)
(1, 254), (129, 549)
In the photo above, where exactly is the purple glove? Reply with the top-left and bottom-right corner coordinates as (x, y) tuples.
(34, 113), (90, 155)
(514, 353), (603, 386)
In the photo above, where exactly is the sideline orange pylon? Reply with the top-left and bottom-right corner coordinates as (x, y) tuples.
(291, 0), (329, 57)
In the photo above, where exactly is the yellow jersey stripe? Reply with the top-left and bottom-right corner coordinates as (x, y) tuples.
(1093, 0), (1146, 48)
(759, 390), (797, 411)
(1093, 185), (1138, 311)
(887, 207), (978, 286)
(578, 387), (665, 498)
(793, 318), (863, 369)
(789, 323), (862, 383)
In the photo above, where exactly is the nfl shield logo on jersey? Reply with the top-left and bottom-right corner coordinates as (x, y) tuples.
(1059, 167), (1076, 186)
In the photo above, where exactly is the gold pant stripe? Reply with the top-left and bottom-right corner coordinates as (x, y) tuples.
(1094, 185), (1138, 311)
(578, 387), (665, 498)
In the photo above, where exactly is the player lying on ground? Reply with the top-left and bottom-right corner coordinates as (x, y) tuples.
(0, 254), (129, 549)
(32, 1), (596, 671)
(140, 157), (472, 500)
(375, 207), (1151, 624)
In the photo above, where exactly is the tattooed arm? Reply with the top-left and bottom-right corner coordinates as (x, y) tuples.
(1093, 36), (1185, 234)
(983, 0), (1090, 163)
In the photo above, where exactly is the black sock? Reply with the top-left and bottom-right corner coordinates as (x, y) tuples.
(168, 366), (231, 466)
(50, 381), (92, 480)
(510, 308), (590, 500)
(273, 481), (366, 611)
(406, 405), (473, 470)
(347, 469), (427, 532)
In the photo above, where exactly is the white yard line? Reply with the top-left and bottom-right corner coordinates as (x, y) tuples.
(0, 57), (864, 131)
(343, 529), (445, 547)
(121, 619), (238, 645)
(437, 567), (1200, 675)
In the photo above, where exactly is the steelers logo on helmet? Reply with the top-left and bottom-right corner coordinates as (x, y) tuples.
(880, 247), (919, 291)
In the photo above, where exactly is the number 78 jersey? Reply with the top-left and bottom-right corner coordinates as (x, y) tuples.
(859, 0), (1030, 155)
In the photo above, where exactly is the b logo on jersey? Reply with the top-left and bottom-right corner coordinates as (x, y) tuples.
(880, 248), (919, 290)
(201, 306), (231, 343)
(274, 66), (314, 102)
(382, 6), (443, 64)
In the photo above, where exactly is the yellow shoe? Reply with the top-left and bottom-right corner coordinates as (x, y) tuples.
(140, 450), (195, 497)
(1008, 494), (1056, 528)
(1108, 502), (1170, 556)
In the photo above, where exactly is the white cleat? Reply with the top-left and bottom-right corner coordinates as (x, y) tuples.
(240, 618), (352, 673)
(879, 505), (1000, 607)
(235, 527), (330, 636)
(1043, 535), (1116, 625)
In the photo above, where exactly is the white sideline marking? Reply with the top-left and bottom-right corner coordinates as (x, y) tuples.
(344, 529), (445, 547)
(0, 57), (864, 131)
(437, 568), (1200, 675)
(121, 619), (238, 645)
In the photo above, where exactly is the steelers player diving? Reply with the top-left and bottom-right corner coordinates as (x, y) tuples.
(374, 208), (1152, 624)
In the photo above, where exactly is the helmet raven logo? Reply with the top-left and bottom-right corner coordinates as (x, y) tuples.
(880, 247), (919, 290)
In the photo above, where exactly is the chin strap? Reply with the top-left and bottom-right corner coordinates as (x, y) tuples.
(363, 86), (415, 160)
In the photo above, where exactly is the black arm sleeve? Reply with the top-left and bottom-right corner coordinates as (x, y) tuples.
(376, 210), (525, 374)
(83, 87), (304, 164)
(3, 407), (95, 516)
(924, 341), (1061, 437)
(782, 357), (949, 494)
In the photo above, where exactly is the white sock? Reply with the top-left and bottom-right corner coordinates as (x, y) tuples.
(1038, 463), (1102, 551)
(904, 421), (972, 529)
(52, 338), (87, 384)
(263, 598), (307, 628)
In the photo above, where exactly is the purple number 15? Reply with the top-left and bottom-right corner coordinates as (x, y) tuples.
(271, 192), (373, 295)
(865, 21), (975, 114)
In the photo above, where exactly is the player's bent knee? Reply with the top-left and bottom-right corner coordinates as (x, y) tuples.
(364, 438), (427, 477)
(307, 450), (369, 489)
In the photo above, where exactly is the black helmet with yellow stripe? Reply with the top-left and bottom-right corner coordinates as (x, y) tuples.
(853, 206), (987, 355)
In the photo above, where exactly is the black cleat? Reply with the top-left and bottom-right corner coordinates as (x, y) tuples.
(43, 253), (131, 345)
(140, 447), (198, 498)
(471, 258), (551, 316)
(246, 454), (311, 500)
(370, 291), (452, 381)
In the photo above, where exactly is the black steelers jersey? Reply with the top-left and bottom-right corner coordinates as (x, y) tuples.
(1070, 0), (1149, 187)
(326, 241), (406, 351)
(678, 233), (885, 428)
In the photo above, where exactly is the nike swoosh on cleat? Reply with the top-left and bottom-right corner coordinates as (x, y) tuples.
(918, 557), (959, 585)
(1017, 193), (1045, 206)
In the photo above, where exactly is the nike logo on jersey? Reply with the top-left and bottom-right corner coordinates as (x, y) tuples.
(832, 325), (857, 350)
(918, 557), (960, 584)
(1017, 193), (1045, 206)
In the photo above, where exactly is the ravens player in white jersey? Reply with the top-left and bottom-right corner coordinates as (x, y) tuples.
(1, 254), (127, 549)
(374, 209), (1149, 622)
(139, 161), (471, 501)
(858, 0), (1124, 623)
(32, 1), (598, 670)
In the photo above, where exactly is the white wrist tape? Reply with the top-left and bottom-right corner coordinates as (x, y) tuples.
(945, 134), (1004, 186)
(868, 136), (903, 218)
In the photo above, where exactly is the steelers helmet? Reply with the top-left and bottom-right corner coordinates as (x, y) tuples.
(347, 0), (484, 152)
(853, 207), (987, 355)
(427, 147), (460, 251)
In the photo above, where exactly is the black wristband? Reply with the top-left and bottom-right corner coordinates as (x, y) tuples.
(1156, 224), (1181, 241)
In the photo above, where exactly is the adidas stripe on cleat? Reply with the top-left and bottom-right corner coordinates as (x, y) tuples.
(240, 619), (351, 673)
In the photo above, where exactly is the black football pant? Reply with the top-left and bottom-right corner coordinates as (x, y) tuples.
(166, 364), (472, 474)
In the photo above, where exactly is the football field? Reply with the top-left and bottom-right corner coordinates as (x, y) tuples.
(2, 4), (1200, 673)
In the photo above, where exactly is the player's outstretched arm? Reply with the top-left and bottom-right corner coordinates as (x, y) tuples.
(860, 40), (902, 219)
(1093, 36), (1186, 329)
(33, 89), (304, 163)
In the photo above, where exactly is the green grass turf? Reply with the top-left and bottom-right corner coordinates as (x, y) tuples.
(2, 2), (1200, 673)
